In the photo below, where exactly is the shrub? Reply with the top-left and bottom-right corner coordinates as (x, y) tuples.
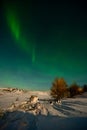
(83, 84), (87, 92)
(50, 78), (68, 100)
(69, 83), (81, 97)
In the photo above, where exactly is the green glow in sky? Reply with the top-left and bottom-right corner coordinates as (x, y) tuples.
(5, 5), (36, 63)
(6, 8), (20, 41)
(1, 1), (87, 90)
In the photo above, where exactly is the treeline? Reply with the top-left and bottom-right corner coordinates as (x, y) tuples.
(50, 78), (87, 100)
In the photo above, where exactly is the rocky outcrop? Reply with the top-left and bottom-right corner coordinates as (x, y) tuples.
(7, 95), (48, 115)
(0, 108), (5, 118)
(29, 95), (39, 104)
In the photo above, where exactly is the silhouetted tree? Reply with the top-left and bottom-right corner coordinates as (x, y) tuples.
(69, 83), (80, 97)
(83, 84), (87, 92)
(50, 78), (68, 100)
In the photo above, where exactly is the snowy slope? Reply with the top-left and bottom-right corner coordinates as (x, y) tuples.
(0, 88), (87, 130)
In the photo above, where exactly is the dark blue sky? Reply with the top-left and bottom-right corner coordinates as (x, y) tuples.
(0, 0), (87, 90)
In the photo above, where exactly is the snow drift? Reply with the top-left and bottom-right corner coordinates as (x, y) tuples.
(0, 88), (87, 130)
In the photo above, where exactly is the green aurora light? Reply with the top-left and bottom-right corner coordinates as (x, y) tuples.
(5, 5), (36, 63)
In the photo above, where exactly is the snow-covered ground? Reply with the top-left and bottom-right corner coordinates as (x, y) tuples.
(0, 88), (87, 130)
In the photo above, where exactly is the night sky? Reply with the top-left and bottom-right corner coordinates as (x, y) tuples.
(0, 0), (87, 90)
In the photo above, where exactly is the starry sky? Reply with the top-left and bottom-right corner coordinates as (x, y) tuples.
(0, 0), (87, 90)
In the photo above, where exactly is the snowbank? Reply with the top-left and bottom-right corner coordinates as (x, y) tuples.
(0, 88), (87, 130)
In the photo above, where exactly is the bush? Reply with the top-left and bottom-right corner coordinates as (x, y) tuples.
(69, 83), (81, 97)
(50, 78), (68, 100)
(83, 84), (87, 92)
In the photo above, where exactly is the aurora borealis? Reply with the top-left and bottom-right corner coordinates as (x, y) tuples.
(0, 0), (87, 90)
(5, 4), (36, 63)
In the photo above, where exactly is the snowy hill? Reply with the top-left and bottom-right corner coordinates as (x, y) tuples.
(0, 88), (87, 130)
